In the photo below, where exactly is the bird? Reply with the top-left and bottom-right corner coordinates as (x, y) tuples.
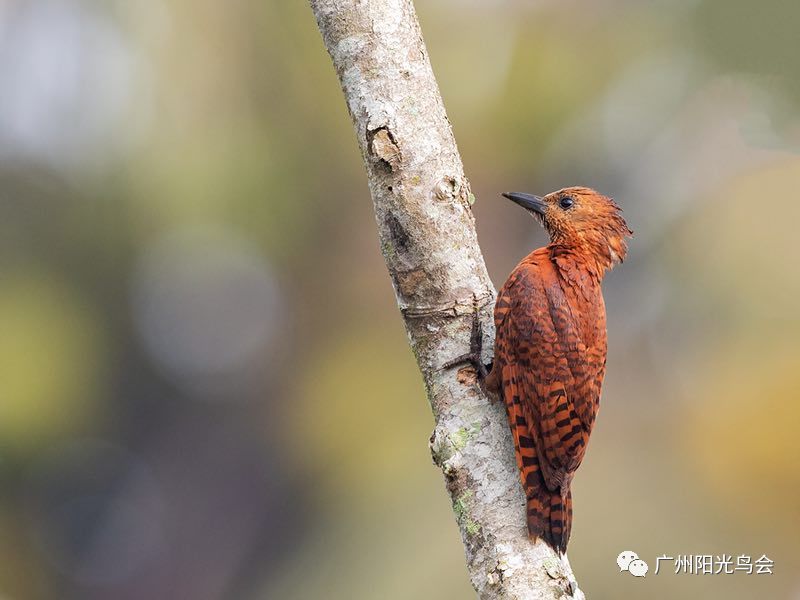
(449, 186), (632, 553)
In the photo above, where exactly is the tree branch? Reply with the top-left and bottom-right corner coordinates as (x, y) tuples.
(310, 1), (584, 597)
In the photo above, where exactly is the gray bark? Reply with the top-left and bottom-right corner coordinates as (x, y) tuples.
(309, 1), (585, 597)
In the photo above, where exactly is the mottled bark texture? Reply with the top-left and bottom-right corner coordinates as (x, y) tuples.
(309, 1), (584, 597)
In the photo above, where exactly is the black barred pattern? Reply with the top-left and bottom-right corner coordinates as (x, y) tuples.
(487, 242), (610, 554)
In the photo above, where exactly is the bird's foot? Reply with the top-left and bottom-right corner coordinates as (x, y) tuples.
(442, 310), (493, 380)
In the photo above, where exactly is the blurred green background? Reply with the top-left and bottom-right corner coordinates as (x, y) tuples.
(1, 0), (799, 598)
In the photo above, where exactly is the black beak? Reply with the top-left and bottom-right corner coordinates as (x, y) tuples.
(502, 192), (546, 215)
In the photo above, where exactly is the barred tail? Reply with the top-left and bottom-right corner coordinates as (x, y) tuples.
(501, 363), (573, 552)
(527, 483), (572, 554)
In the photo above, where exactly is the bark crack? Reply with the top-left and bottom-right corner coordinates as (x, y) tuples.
(368, 126), (402, 171)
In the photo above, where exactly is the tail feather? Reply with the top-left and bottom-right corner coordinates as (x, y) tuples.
(527, 484), (572, 553)
(501, 363), (573, 552)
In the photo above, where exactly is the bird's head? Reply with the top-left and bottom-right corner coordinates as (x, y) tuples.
(503, 186), (633, 271)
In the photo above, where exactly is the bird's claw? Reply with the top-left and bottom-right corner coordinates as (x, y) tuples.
(442, 311), (492, 380)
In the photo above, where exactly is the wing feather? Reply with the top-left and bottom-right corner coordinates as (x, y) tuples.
(495, 253), (603, 494)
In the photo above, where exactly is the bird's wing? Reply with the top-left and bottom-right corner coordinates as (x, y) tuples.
(496, 258), (603, 493)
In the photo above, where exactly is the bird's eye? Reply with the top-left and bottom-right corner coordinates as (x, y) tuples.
(559, 196), (575, 209)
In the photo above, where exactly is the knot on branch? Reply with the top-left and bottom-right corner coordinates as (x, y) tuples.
(434, 176), (460, 201)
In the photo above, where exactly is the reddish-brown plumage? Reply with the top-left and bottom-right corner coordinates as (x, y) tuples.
(485, 186), (632, 553)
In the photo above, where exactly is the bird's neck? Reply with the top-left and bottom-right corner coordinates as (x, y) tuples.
(547, 242), (612, 282)
(541, 243), (607, 348)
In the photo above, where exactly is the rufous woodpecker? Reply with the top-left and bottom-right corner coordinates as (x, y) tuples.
(449, 186), (632, 553)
